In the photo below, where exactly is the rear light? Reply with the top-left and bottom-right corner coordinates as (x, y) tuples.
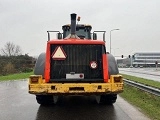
(79, 74), (83, 78)
(90, 61), (97, 69)
(30, 76), (39, 83)
(114, 76), (122, 83)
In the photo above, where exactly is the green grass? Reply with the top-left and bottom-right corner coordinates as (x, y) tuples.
(0, 72), (33, 81)
(120, 84), (160, 120)
(120, 73), (160, 89)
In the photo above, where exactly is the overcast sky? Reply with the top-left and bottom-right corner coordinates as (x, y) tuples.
(1, 0), (160, 57)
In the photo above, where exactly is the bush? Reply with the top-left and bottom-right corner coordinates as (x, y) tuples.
(21, 68), (33, 73)
(0, 55), (35, 75)
(2, 62), (15, 75)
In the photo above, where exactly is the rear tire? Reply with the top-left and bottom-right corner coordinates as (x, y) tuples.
(36, 95), (54, 105)
(99, 94), (117, 105)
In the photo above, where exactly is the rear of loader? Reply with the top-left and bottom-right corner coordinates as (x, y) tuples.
(28, 13), (123, 105)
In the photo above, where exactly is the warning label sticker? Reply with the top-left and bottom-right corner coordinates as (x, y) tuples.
(52, 46), (67, 60)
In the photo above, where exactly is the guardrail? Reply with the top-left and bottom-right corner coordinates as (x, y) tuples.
(123, 79), (160, 97)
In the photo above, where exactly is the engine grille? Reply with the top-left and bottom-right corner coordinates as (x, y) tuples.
(50, 44), (103, 82)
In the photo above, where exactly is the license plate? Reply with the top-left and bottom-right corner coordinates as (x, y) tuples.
(66, 73), (84, 79)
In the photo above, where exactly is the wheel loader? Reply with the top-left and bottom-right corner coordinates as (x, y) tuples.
(28, 13), (123, 105)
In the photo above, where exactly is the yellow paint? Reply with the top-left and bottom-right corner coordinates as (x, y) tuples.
(29, 75), (123, 95)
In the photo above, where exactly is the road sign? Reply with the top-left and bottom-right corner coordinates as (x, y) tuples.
(52, 46), (67, 60)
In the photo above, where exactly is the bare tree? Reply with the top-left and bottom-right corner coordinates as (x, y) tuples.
(1, 42), (22, 56)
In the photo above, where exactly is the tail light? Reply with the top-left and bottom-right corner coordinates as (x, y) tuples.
(79, 74), (84, 78)
(114, 76), (123, 83)
(29, 75), (42, 84)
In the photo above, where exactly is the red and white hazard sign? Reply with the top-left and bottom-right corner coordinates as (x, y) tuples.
(51, 46), (67, 60)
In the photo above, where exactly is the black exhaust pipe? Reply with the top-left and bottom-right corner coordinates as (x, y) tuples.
(70, 13), (77, 35)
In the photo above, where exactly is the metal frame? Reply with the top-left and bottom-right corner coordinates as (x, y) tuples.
(93, 31), (106, 42)
(47, 31), (61, 41)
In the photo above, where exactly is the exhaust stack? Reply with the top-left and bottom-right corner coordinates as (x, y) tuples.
(65, 13), (79, 39)
(71, 13), (77, 35)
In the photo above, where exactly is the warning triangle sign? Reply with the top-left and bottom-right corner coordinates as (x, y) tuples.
(52, 46), (67, 60)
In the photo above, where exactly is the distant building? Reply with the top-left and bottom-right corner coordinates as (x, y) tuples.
(132, 52), (160, 67)
(116, 52), (160, 67)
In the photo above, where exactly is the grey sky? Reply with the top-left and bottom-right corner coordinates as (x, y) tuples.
(1, 0), (160, 57)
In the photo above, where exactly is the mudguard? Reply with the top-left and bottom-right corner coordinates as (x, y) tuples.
(34, 53), (46, 77)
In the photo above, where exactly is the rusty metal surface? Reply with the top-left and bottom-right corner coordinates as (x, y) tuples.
(0, 80), (150, 120)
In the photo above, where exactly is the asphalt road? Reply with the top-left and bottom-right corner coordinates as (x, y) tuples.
(0, 80), (150, 120)
(119, 68), (160, 82)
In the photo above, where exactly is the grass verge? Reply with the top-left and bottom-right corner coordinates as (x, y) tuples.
(120, 84), (160, 120)
(120, 73), (160, 89)
(0, 72), (33, 81)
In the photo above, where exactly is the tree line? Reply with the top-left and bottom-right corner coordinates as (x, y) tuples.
(0, 42), (36, 75)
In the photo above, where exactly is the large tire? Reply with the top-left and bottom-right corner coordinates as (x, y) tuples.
(36, 95), (54, 105)
(34, 53), (46, 77)
(99, 94), (117, 105)
(107, 53), (119, 75)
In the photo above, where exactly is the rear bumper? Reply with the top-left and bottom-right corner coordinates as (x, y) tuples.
(28, 75), (124, 95)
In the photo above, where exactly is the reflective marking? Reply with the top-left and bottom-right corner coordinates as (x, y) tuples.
(52, 46), (67, 60)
